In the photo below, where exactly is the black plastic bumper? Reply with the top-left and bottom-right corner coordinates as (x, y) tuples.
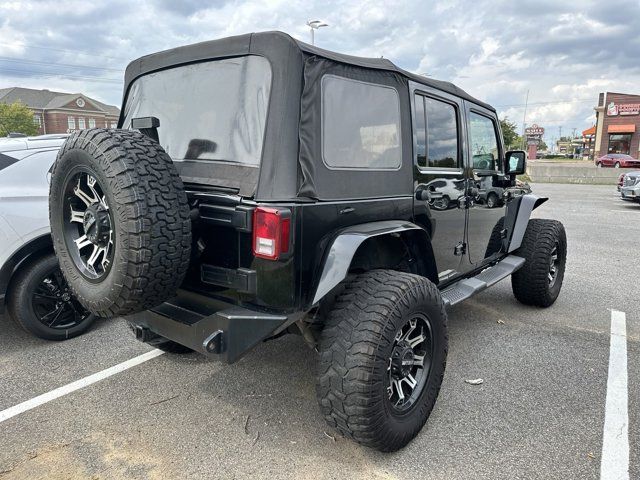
(126, 290), (293, 364)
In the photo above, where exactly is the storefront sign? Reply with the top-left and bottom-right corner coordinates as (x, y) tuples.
(525, 124), (544, 146)
(607, 102), (640, 116)
(525, 124), (545, 136)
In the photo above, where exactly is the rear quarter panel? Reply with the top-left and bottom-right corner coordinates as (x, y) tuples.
(0, 149), (54, 271)
(297, 196), (414, 309)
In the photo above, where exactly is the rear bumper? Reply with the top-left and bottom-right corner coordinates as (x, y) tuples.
(126, 290), (298, 364)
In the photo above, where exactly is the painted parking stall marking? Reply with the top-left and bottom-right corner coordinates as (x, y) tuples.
(0, 349), (164, 424)
(600, 310), (629, 480)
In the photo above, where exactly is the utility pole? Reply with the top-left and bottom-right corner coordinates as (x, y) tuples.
(572, 127), (576, 139)
(558, 126), (562, 139)
(521, 89), (529, 150)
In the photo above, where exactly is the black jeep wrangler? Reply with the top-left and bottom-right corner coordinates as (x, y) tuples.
(48, 32), (566, 452)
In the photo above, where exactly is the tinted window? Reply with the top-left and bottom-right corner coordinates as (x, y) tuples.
(414, 95), (459, 168)
(469, 112), (500, 170)
(0, 152), (19, 171)
(415, 95), (426, 166)
(322, 76), (401, 169)
(122, 56), (272, 166)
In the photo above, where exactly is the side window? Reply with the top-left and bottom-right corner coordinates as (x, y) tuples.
(322, 75), (401, 170)
(469, 112), (500, 171)
(414, 94), (459, 169)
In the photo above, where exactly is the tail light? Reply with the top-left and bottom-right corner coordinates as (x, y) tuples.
(252, 207), (291, 260)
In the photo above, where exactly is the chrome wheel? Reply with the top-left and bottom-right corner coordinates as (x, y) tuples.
(63, 171), (114, 281)
(386, 314), (433, 413)
(548, 243), (560, 287)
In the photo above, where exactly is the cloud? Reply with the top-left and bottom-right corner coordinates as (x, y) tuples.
(0, 0), (639, 143)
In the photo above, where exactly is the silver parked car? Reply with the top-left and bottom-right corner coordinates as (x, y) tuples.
(620, 171), (640, 204)
(0, 135), (94, 340)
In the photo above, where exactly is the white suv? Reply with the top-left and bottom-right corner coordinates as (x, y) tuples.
(0, 135), (94, 340)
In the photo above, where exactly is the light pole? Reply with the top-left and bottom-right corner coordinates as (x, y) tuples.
(306, 20), (328, 45)
(521, 89), (529, 150)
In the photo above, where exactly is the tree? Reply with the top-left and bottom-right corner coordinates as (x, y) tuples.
(500, 117), (520, 149)
(0, 101), (39, 137)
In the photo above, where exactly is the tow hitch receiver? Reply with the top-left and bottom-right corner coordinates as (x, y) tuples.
(131, 324), (159, 343)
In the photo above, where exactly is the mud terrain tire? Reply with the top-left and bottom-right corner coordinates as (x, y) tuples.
(512, 219), (567, 307)
(316, 269), (448, 452)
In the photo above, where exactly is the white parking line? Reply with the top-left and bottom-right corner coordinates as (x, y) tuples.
(600, 310), (629, 480)
(0, 349), (164, 424)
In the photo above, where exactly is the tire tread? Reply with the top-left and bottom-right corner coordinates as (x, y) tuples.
(511, 218), (566, 307)
(50, 129), (191, 317)
(316, 269), (448, 451)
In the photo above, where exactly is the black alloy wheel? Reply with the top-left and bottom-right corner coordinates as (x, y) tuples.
(32, 266), (91, 330)
(386, 314), (433, 413)
(8, 253), (95, 340)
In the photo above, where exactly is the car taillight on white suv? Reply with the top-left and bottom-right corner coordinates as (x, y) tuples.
(252, 207), (291, 260)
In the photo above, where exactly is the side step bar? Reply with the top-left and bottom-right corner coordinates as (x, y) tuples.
(441, 255), (525, 307)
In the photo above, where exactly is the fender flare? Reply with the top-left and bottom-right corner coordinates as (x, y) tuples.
(311, 220), (428, 305)
(0, 233), (53, 312)
(506, 194), (548, 253)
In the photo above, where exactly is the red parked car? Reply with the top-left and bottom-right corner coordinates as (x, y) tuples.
(595, 153), (640, 168)
(617, 173), (625, 191)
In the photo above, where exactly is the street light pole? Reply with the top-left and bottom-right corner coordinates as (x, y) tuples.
(521, 89), (529, 150)
(306, 20), (328, 45)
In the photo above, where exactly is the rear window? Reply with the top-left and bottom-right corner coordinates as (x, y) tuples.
(122, 56), (272, 167)
(321, 75), (401, 170)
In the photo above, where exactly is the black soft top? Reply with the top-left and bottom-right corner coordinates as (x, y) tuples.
(120, 32), (494, 201)
(122, 31), (494, 113)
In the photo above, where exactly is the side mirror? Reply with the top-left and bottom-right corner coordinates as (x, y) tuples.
(505, 150), (526, 175)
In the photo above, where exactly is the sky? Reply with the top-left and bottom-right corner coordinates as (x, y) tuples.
(1, 0), (639, 146)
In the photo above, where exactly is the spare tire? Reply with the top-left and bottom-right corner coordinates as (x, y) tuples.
(49, 129), (191, 318)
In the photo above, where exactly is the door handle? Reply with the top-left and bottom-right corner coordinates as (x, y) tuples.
(339, 207), (355, 215)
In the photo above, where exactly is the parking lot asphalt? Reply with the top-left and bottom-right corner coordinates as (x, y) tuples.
(0, 183), (637, 480)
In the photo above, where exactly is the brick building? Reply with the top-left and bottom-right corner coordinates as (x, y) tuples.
(0, 87), (120, 135)
(594, 92), (640, 160)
